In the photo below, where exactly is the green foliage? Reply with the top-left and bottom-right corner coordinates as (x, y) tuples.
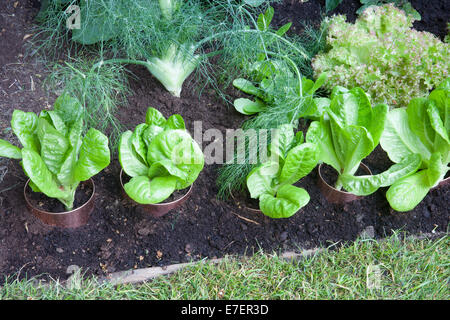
(338, 154), (421, 195)
(306, 86), (416, 194)
(32, 0), (217, 96)
(325, 0), (343, 13)
(312, 4), (449, 108)
(445, 23), (450, 44)
(30, 0), (80, 59)
(223, 4), (325, 84)
(36, 0), (73, 22)
(44, 56), (131, 148)
(159, 0), (182, 20)
(34, 1), (322, 104)
(68, 0), (205, 97)
(246, 124), (318, 218)
(0, 140), (22, 160)
(64, 1), (274, 97)
(229, 6), (328, 126)
(217, 68), (326, 199)
(118, 108), (204, 204)
(232, 69), (327, 117)
(70, 0), (119, 45)
(216, 7), (328, 199)
(81, 2), (319, 98)
(243, 0), (267, 7)
(0, 95), (111, 210)
(306, 87), (388, 177)
(380, 78), (449, 211)
(145, 44), (200, 97)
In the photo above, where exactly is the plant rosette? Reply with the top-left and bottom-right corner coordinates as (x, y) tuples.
(245, 123), (319, 218)
(312, 4), (449, 108)
(0, 94), (111, 227)
(118, 107), (204, 217)
(379, 77), (450, 212)
(306, 86), (421, 204)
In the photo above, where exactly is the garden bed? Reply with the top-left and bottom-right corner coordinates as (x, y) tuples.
(0, 0), (448, 283)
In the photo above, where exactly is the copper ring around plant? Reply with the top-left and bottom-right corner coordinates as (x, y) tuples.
(119, 169), (193, 218)
(229, 186), (262, 214)
(317, 163), (372, 204)
(23, 179), (95, 228)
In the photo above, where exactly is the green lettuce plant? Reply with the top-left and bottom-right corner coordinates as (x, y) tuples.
(306, 86), (388, 187)
(246, 124), (319, 218)
(118, 107), (204, 204)
(312, 4), (449, 108)
(306, 86), (420, 195)
(379, 78), (449, 211)
(0, 95), (111, 210)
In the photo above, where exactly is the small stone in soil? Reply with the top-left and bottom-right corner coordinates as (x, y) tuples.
(356, 213), (364, 223)
(359, 226), (375, 239)
(138, 227), (151, 236)
(66, 265), (80, 275)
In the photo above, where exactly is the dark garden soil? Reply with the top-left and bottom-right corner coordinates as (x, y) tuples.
(26, 181), (93, 213)
(0, 0), (448, 283)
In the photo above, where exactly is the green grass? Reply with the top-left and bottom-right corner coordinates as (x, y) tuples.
(1, 232), (449, 300)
